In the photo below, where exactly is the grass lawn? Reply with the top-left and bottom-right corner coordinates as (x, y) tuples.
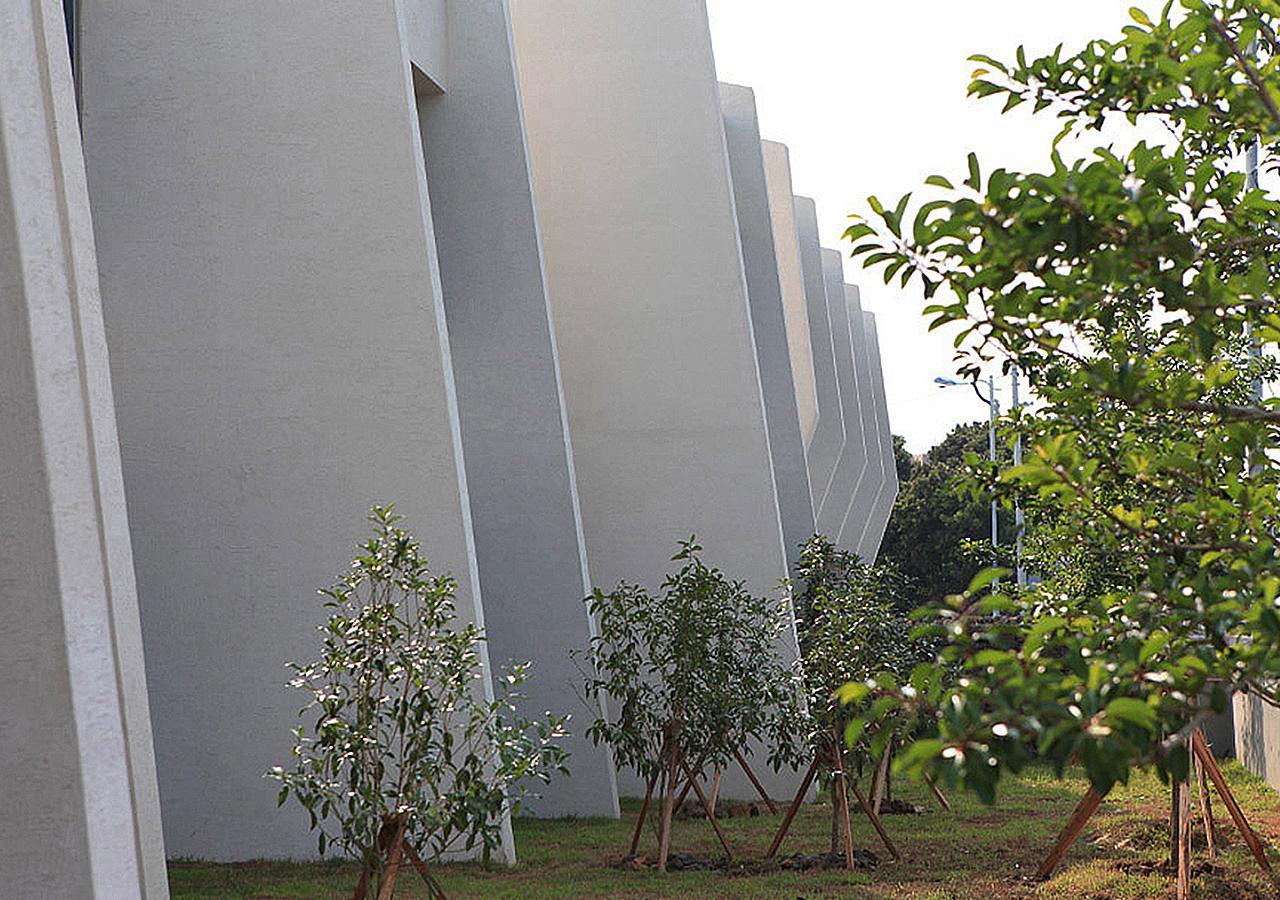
(170, 760), (1280, 898)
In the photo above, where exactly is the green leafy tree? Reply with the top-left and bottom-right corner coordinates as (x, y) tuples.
(880, 422), (1014, 608)
(789, 537), (938, 857)
(270, 507), (567, 894)
(582, 538), (805, 870)
(843, 0), (1280, 801)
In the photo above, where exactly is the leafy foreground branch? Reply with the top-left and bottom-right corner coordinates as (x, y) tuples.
(840, 3), (1280, 887)
(844, 0), (1280, 793)
(269, 506), (568, 899)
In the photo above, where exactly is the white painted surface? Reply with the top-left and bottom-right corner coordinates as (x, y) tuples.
(762, 142), (819, 449)
(795, 198), (845, 518)
(404, 0), (449, 91)
(837, 287), (884, 555)
(417, 0), (619, 818)
(0, 0), (164, 894)
(78, 0), (511, 863)
(815, 252), (866, 540)
(1235, 693), (1280, 792)
(511, 0), (802, 798)
(856, 313), (898, 561)
(721, 84), (815, 573)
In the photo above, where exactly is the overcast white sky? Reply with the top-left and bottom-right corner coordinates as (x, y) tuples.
(706, 0), (1139, 453)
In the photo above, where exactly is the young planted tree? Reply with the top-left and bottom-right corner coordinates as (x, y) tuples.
(269, 507), (568, 900)
(582, 538), (805, 871)
(768, 537), (934, 867)
(843, 1), (1280, 894)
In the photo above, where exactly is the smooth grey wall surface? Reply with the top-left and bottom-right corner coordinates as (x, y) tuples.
(78, 0), (512, 863)
(815, 253), (866, 541)
(856, 313), (899, 561)
(762, 142), (818, 450)
(795, 198), (845, 520)
(417, 0), (618, 818)
(1235, 693), (1280, 791)
(836, 287), (883, 554)
(404, 0), (448, 89)
(720, 84), (815, 574)
(0, 1), (166, 894)
(511, 0), (802, 798)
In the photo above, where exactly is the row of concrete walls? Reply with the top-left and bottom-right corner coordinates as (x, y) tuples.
(77, 0), (514, 864)
(720, 83), (815, 574)
(509, 0), (801, 800)
(414, 0), (618, 819)
(8, 0), (901, 876)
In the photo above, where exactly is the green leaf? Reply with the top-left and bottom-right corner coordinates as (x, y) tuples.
(1106, 697), (1157, 733)
(965, 152), (982, 190)
(966, 567), (1010, 594)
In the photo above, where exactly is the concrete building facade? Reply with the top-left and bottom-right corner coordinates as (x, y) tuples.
(0, 0), (166, 894)
(837, 287), (886, 555)
(855, 312), (900, 560)
(77, 0), (512, 863)
(815, 251), (865, 540)
(796, 198), (846, 517)
(5, 0), (899, 877)
(721, 84), (815, 572)
(762, 142), (819, 450)
(414, 0), (618, 819)
(510, 0), (802, 797)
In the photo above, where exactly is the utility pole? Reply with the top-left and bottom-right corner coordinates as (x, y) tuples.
(987, 374), (998, 552)
(1012, 366), (1025, 586)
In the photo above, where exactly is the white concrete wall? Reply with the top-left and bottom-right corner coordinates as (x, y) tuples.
(78, 0), (512, 863)
(416, 0), (618, 818)
(510, 0), (802, 799)
(403, 0), (449, 91)
(762, 142), (819, 450)
(796, 198), (846, 519)
(1235, 693), (1280, 792)
(720, 84), (815, 573)
(0, 0), (166, 894)
(815, 252), (867, 540)
(855, 313), (899, 561)
(837, 287), (884, 555)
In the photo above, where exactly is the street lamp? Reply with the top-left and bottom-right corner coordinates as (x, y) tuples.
(935, 373), (1026, 585)
(935, 376), (998, 552)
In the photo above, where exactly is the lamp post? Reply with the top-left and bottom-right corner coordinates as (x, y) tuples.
(934, 375), (999, 552)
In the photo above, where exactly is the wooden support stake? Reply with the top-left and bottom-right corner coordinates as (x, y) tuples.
(1192, 729), (1275, 880)
(672, 749), (711, 813)
(851, 781), (900, 860)
(1175, 776), (1192, 900)
(1194, 751), (1217, 859)
(403, 841), (448, 900)
(375, 815), (409, 900)
(709, 764), (723, 815)
(680, 757), (734, 859)
(870, 745), (892, 815)
(630, 768), (659, 856)
(352, 816), (398, 900)
(831, 746), (857, 870)
(766, 757), (820, 858)
(734, 749), (781, 815)
(923, 774), (952, 812)
(1035, 787), (1106, 881)
(1169, 777), (1182, 871)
